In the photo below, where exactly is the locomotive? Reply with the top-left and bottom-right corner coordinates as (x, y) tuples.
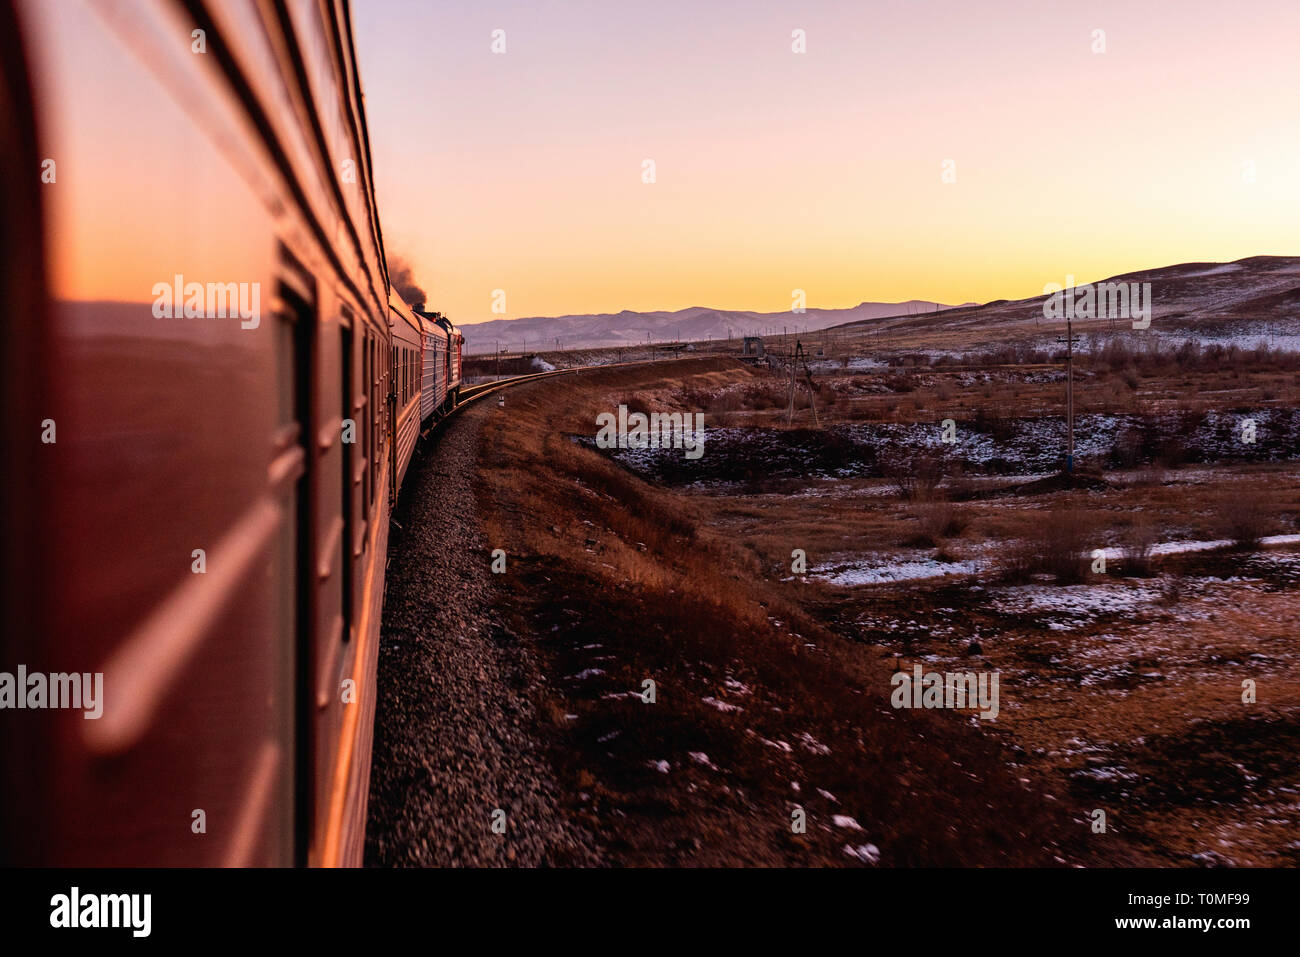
(1, 0), (460, 865)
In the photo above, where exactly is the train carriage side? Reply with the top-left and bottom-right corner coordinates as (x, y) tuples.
(388, 291), (422, 492)
(450, 324), (463, 393)
(2, 0), (395, 867)
(434, 314), (463, 407)
(416, 309), (448, 423)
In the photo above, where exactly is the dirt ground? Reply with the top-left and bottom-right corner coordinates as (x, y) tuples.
(465, 347), (1300, 866)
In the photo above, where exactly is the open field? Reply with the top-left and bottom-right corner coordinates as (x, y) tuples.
(469, 323), (1300, 866)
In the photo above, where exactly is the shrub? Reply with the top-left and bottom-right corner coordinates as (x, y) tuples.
(1002, 507), (1097, 583)
(879, 447), (951, 501)
(1214, 493), (1273, 549)
(1119, 517), (1159, 577)
(971, 406), (1015, 442)
(904, 501), (969, 546)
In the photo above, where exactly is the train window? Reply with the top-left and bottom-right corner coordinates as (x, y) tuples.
(360, 335), (367, 515)
(371, 336), (379, 484)
(340, 313), (354, 639)
(270, 269), (316, 866)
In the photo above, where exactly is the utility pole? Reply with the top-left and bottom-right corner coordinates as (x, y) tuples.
(1057, 314), (1082, 473)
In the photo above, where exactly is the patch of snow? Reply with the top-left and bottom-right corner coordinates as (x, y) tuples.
(688, 751), (719, 770)
(1097, 533), (1300, 561)
(812, 553), (983, 586)
(993, 582), (1165, 624)
(702, 696), (743, 713)
(798, 732), (832, 755)
(844, 843), (881, 864)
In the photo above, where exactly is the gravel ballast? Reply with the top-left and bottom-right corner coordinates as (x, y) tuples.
(364, 398), (596, 866)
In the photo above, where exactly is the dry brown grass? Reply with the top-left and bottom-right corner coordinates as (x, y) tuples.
(903, 501), (970, 547)
(464, 339), (1300, 866)
(472, 357), (1117, 866)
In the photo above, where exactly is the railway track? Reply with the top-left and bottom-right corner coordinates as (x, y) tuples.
(425, 358), (679, 437)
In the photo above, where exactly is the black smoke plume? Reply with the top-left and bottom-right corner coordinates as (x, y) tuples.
(388, 256), (427, 312)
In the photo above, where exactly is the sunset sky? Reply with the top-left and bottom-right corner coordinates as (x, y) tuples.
(351, 0), (1300, 324)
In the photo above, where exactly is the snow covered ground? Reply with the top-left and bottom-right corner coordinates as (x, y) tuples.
(1097, 533), (1300, 561)
(809, 554), (983, 586)
(806, 536), (1300, 589)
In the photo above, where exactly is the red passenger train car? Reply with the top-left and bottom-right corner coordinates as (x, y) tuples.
(0, 0), (456, 866)
(415, 307), (464, 424)
(388, 291), (423, 492)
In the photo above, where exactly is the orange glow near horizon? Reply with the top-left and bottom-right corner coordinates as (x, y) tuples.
(30, 0), (1300, 322)
(354, 0), (1300, 324)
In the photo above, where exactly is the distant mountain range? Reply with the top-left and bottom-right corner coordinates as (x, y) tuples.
(458, 255), (1300, 354)
(459, 300), (973, 352)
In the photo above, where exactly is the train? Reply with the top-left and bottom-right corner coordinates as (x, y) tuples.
(0, 0), (460, 865)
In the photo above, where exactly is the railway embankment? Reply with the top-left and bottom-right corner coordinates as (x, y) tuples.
(365, 396), (597, 866)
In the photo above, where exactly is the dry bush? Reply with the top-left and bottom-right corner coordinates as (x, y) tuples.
(1159, 574), (1185, 607)
(1119, 516), (1160, 577)
(945, 463), (978, 501)
(1129, 465), (1167, 487)
(1002, 507), (1099, 583)
(971, 406), (1015, 442)
(1109, 426), (1146, 468)
(879, 447), (951, 501)
(883, 373), (917, 394)
(1213, 492), (1274, 549)
(1154, 435), (1189, 469)
(903, 501), (969, 546)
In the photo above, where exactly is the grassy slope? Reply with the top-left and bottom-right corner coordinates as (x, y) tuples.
(471, 358), (1151, 866)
